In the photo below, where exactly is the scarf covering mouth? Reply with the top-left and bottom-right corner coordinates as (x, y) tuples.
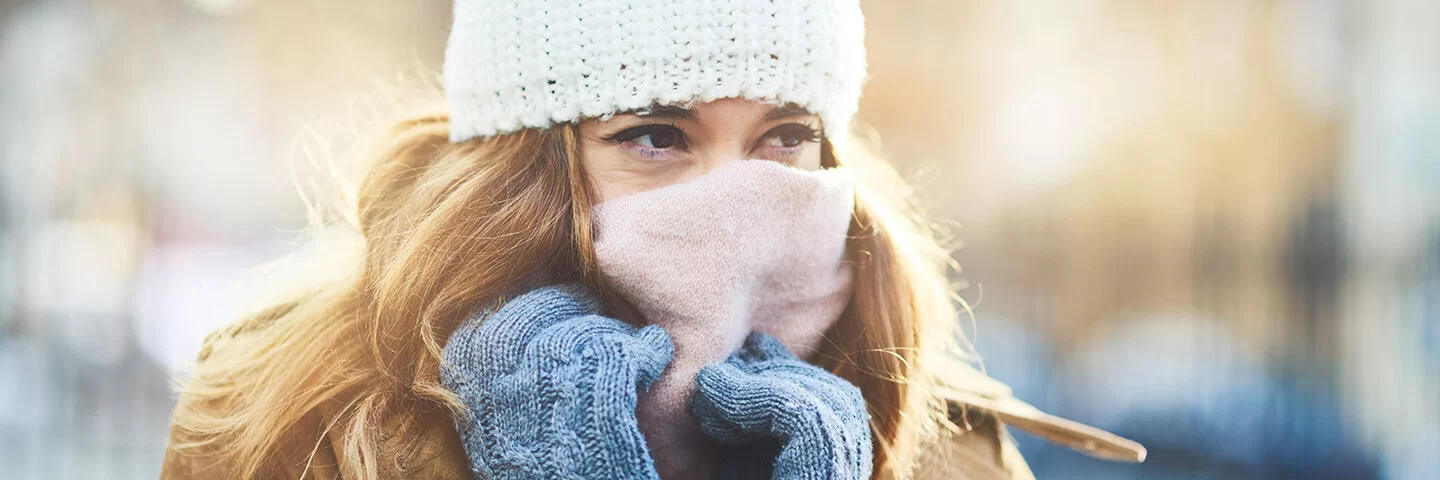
(592, 160), (857, 478)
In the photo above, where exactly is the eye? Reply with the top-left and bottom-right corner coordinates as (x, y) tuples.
(761, 123), (821, 149)
(608, 125), (687, 151)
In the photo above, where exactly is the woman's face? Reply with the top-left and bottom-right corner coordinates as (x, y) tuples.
(577, 98), (824, 203)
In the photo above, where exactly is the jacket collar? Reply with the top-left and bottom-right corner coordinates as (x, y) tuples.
(941, 364), (1147, 463)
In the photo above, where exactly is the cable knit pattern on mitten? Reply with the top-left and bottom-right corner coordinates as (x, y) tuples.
(693, 332), (873, 480)
(444, 0), (869, 143)
(440, 284), (673, 479)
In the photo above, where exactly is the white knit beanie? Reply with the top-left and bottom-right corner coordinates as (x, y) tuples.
(444, 0), (868, 143)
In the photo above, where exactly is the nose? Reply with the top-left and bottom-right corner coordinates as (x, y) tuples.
(667, 125), (751, 182)
(695, 143), (751, 174)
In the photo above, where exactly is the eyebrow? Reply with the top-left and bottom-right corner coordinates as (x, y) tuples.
(629, 102), (815, 122)
(761, 103), (814, 122)
(633, 104), (698, 121)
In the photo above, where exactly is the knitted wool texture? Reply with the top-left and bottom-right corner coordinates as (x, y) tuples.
(439, 284), (673, 479)
(591, 160), (857, 477)
(440, 285), (873, 480)
(444, 0), (868, 142)
(694, 332), (873, 480)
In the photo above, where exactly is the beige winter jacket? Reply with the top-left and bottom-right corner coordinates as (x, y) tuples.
(161, 327), (1143, 479)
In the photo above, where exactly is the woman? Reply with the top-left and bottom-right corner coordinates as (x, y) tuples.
(161, 0), (1144, 478)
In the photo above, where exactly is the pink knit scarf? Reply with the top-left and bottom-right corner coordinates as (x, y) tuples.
(592, 160), (857, 478)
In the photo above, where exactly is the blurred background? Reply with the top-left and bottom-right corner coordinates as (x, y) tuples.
(1, 0), (1436, 478)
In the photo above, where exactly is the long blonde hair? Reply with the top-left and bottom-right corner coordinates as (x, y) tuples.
(168, 93), (973, 479)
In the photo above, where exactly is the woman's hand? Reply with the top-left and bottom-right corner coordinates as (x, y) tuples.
(440, 284), (672, 480)
(692, 332), (873, 479)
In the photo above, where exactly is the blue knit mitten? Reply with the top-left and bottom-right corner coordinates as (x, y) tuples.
(692, 332), (873, 480)
(440, 284), (672, 479)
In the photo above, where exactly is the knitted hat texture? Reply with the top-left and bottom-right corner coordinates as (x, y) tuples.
(444, 0), (868, 142)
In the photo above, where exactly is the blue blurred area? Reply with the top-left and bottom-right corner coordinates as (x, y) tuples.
(982, 317), (1385, 478)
